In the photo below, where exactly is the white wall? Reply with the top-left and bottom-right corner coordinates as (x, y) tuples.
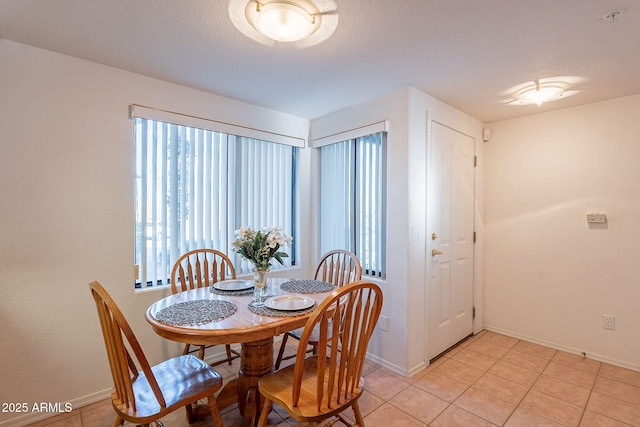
(0, 39), (311, 426)
(484, 94), (640, 370)
(311, 87), (483, 376)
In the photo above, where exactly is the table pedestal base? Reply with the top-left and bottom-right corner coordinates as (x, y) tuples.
(238, 337), (274, 425)
(185, 337), (275, 426)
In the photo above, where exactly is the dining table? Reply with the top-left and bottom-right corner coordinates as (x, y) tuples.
(145, 277), (336, 426)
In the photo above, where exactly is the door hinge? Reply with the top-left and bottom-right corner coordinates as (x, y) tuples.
(474, 156), (477, 167)
(473, 231), (476, 243)
(473, 306), (476, 319)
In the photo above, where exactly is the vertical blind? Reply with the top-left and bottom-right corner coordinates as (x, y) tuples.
(319, 132), (386, 277)
(233, 138), (295, 273)
(134, 118), (296, 288)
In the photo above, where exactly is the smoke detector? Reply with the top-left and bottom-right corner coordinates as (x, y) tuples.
(602, 10), (622, 23)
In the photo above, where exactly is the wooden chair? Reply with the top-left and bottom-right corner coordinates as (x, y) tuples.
(171, 248), (240, 365)
(258, 281), (383, 427)
(313, 249), (363, 288)
(274, 249), (362, 370)
(89, 281), (223, 427)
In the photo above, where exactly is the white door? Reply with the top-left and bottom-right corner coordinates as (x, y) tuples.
(426, 120), (475, 360)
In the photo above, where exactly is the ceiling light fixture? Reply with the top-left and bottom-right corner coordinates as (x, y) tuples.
(248, 1), (320, 43)
(518, 82), (565, 106)
(229, 0), (337, 47)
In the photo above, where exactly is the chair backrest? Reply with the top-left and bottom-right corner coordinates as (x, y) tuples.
(89, 281), (166, 412)
(292, 281), (383, 410)
(314, 249), (362, 288)
(171, 249), (236, 294)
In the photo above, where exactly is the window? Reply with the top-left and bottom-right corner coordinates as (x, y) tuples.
(319, 131), (386, 277)
(133, 115), (297, 289)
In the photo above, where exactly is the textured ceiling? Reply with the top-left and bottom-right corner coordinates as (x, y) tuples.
(1, 0), (639, 123)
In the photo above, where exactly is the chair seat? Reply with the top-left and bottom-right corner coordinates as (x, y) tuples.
(288, 326), (317, 343)
(114, 355), (223, 421)
(289, 318), (334, 342)
(275, 316), (338, 370)
(258, 356), (363, 421)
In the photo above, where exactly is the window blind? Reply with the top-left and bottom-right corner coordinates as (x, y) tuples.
(234, 138), (295, 272)
(134, 116), (296, 289)
(319, 131), (386, 278)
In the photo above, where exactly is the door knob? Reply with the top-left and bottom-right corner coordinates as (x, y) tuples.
(432, 249), (443, 257)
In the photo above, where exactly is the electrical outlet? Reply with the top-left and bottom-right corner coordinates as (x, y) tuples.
(603, 314), (615, 330)
(378, 315), (389, 332)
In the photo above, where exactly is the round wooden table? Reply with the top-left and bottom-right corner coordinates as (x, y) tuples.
(145, 277), (335, 426)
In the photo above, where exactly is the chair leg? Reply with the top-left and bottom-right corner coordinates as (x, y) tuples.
(114, 417), (124, 427)
(185, 403), (195, 424)
(225, 344), (233, 365)
(257, 398), (273, 427)
(207, 394), (224, 427)
(197, 345), (205, 360)
(182, 343), (191, 355)
(352, 400), (365, 427)
(274, 333), (289, 370)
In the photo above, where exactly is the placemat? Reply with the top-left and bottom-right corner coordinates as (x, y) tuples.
(280, 279), (334, 294)
(247, 300), (317, 317)
(210, 286), (254, 296)
(156, 300), (237, 326)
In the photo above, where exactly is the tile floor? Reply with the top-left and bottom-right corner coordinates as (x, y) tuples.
(25, 330), (640, 426)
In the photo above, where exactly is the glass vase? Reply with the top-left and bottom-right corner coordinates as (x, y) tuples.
(252, 267), (269, 306)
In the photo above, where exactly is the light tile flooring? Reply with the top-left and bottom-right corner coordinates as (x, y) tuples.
(26, 330), (640, 426)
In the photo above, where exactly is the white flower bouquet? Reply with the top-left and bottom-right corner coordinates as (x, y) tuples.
(232, 226), (292, 270)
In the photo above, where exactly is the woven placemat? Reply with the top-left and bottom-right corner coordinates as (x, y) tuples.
(156, 300), (237, 326)
(280, 280), (334, 294)
(247, 300), (317, 317)
(210, 286), (254, 296)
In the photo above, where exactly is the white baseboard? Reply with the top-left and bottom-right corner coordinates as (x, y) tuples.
(365, 352), (416, 377)
(483, 325), (640, 372)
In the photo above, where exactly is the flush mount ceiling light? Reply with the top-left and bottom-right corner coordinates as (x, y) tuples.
(504, 76), (582, 107)
(229, 0), (337, 47)
(517, 82), (565, 106)
(249, 2), (320, 42)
